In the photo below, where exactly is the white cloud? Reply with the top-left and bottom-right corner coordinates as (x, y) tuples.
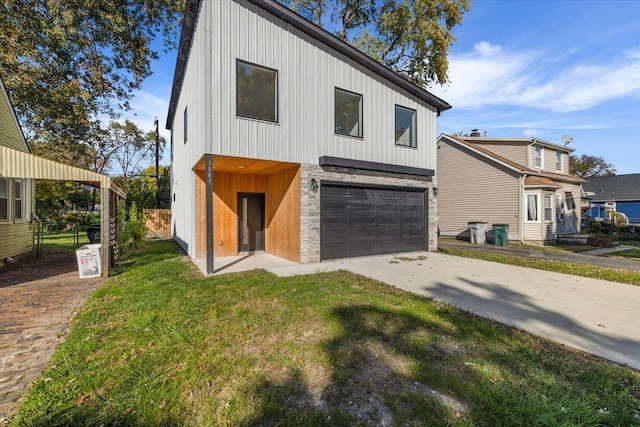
(522, 129), (539, 137)
(430, 42), (640, 113)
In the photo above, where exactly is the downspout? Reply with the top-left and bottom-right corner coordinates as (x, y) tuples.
(519, 174), (526, 245)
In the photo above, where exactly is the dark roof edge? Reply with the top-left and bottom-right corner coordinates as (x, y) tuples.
(319, 156), (435, 177)
(166, 0), (451, 129)
(166, 0), (202, 130)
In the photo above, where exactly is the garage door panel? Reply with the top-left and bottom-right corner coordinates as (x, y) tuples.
(321, 184), (426, 260)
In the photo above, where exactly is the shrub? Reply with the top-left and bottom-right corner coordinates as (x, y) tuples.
(587, 235), (614, 248)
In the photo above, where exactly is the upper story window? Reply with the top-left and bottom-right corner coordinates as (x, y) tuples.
(14, 179), (23, 221)
(335, 88), (363, 138)
(395, 105), (416, 148)
(534, 146), (543, 168)
(0, 178), (7, 221)
(183, 106), (188, 144)
(236, 59), (278, 123)
(555, 151), (563, 172)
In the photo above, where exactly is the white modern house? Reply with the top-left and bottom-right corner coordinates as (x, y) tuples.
(166, 0), (451, 273)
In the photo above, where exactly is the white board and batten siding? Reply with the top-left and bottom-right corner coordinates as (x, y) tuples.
(437, 140), (521, 238)
(170, 0), (442, 256)
(206, 0), (438, 169)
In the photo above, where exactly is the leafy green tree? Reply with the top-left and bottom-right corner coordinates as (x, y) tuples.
(570, 154), (616, 178)
(281, 0), (471, 86)
(107, 120), (165, 178)
(116, 165), (171, 211)
(0, 0), (183, 144)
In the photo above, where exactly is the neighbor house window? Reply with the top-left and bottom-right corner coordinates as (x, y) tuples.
(556, 195), (564, 220)
(395, 105), (416, 147)
(14, 179), (23, 220)
(183, 106), (188, 144)
(534, 146), (543, 168)
(236, 59), (278, 122)
(0, 178), (7, 221)
(335, 88), (363, 138)
(555, 151), (563, 172)
(527, 194), (538, 221)
(544, 195), (552, 222)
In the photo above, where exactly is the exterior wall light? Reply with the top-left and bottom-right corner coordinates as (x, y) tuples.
(310, 178), (319, 193)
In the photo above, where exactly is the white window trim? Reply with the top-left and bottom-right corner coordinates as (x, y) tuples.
(544, 194), (553, 223)
(525, 192), (540, 223)
(534, 146), (543, 169)
(556, 194), (564, 220)
(555, 152), (563, 172)
(14, 178), (24, 222)
(0, 177), (8, 222)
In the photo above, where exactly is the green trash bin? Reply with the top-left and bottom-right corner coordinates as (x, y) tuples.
(492, 224), (509, 246)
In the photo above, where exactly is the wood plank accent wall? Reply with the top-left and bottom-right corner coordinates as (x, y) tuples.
(195, 169), (206, 258)
(265, 166), (300, 262)
(213, 172), (268, 257)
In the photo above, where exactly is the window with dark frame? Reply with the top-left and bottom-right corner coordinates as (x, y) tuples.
(334, 88), (363, 138)
(236, 59), (278, 122)
(0, 178), (7, 221)
(395, 105), (416, 147)
(183, 106), (188, 144)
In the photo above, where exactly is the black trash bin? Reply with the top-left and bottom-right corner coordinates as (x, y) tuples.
(492, 224), (509, 246)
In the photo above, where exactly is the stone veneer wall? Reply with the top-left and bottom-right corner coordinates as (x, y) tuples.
(299, 163), (438, 263)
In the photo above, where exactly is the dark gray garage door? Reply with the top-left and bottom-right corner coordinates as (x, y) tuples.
(321, 183), (426, 260)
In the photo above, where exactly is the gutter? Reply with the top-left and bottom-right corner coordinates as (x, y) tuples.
(519, 174), (526, 245)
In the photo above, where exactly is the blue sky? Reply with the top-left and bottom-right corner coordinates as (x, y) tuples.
(128, 0), (640, 174)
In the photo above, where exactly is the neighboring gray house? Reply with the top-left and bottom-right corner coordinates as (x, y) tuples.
(166, 0), (450, 273)
(584, 174), (640, 224)
(437, 134), (585, 244)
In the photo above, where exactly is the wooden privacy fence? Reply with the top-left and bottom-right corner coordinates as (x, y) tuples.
(144, 209), (171, 239)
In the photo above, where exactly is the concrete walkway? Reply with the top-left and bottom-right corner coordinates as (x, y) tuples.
(267, 251), (640, 371)
(0, 254), (100, 424)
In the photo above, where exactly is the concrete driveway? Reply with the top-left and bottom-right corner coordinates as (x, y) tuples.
(267, 251), (640, 371)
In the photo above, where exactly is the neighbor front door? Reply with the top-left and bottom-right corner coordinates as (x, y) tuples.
(238, 193), (265, 252)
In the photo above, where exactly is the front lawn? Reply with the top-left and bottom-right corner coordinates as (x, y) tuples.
(439, 247), (640, 287)
(607, 248), (640, 260)
(12, 241), (640, 426)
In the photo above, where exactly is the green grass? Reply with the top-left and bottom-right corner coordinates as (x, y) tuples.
(440, 247), (640, 287)
(12, 241), (640, 426)
(38, 230), (90, 253)
(606, 248), (640, 260)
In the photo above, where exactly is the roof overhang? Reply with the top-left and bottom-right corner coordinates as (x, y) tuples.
(320, 156), (434, 177)
(0, 145), (126, 198)
(524, 176), (561, 189)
